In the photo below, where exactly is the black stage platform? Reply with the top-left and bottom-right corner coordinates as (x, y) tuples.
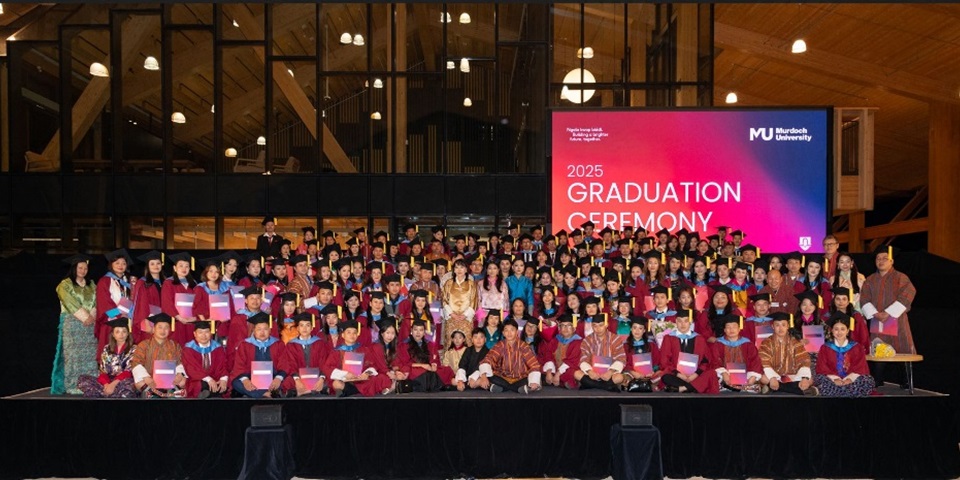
(2, 386), (958, 480)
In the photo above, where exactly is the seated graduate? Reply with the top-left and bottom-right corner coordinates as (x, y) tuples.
(372, 317), (403, 381)
(758, 312), (817, 395)
(399, 289), (434, 343)
(622, 317), (660, 393)
(520, 316), (546, 358)
(274, 292), (299, 344)
(657, 309), (719, 394)
(576, 296), (611, 338)
(282, 312), (330, 397)
(131, 313), (187, 398)
(395, 319), (455, 393)
(305, 281), (338, 318)
(478, 318), (543, 394)
(456, 328), (491, 391)
(182, 320), (229, 398)
(78, 315), (138, 398)
(481, 308), (504, 348)
(541, 314), (583, 389)
(574, 307), (627, 392)
(814, 311), (875, 397)
(230, 312), (288, 398)
(323, 318), (395, 397)
(708, 315), (763, 393)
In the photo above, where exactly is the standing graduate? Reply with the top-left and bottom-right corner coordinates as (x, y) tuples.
(478, 318), (543, 394)
(256, 216), (285, 261)
(814, 311), (876, 397)
(161, 253), (198, 346)
(758, 270), (800, 315)
(182, 320), (229, 398)
(800, 256), (833, 309)
(323, 318), (396, 397)
(131, 313), (186, 397)
(441, 259), (478, 348)
(52, 254), (98, 395)
(825, 288), (870, 355)
(237, 254), (264, 289)
(575, 310), (627, 392)
(860, 246), (917, 386)
(131, 251), (165, 344)
(192, 261), (233, 346)
(283, 313), (330, 397)
(657, 309), (719, 394)
(96, 249), (135, 354)
(758, 312), (817, 395)
(77, 315), (138, 398)
(506, 258), (534, 312)
(231, 312), (287, 398)
(709, 315), (763, 392)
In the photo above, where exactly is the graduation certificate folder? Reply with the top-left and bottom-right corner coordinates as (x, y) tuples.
(230, 286), (245, 314)
(632, 353), (654, 376)
(870, 317), (898, 337)
(153, 360), (177, 389)
(754, 325), (773, 348)
(726, 362), (748, 384)
(802, 325), (825, 353)
(116, 298), (134, 317)
(342, 351), (365, 376)
(694, 288), (709, 311)
(208, 294), (231, 321)
(260, 291), (275, 313)
(299, 368), (321, 390)
(677, 352), (699, 375)
(591, 355), (614, 375)
(174, 293), (195, 318)
(250, 361), (274, 389)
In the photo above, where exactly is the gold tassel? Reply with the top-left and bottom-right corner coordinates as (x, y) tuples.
(789, 314), (795, 329)
(171, 316), (175, 332)
(572, 314), (578, 329)
(739, 316), (744, 330)
(818, 295), (823, 310)
(801, 255), (806, 268)
(849, 317), (855, 331)
(269, 314), (273, 329)
(667, 288), (672, 301)
(161, 252), (165, 264)
(311, 314), (316, 329)
(211, 320), (217, 336)
(888, 245), (893, 261)
(757, 247), (761, 258)
(337, 305), (343, 318)
(191, 257), (195, 271)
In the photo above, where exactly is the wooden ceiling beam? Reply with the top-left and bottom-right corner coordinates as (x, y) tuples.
(715, 22), (960, 106)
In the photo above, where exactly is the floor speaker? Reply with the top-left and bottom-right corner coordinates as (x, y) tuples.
(250, 405), (284, 428)
(620, 404), (653, 427)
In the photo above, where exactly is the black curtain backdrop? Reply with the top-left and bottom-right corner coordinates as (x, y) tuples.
(1, 394), (958, 480)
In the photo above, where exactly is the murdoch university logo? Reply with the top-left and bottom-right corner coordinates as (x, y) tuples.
(749, 127), (813, 142)
(799, 236), (812, 251)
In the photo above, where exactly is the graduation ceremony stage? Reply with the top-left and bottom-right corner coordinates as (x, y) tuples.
(2, 385), (959, 480)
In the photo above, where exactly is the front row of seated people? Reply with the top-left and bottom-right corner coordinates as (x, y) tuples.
(78, 301), (874, 397)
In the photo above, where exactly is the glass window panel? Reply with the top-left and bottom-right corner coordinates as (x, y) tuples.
(20, 217), (62, 250)
(71, 28), (112, 172)
(72, 216), (115, 252)
(0, 217), (11, 251)
(446, 59), (495, 174)
(394, 216), (443, 242)
(119, 14), (163, 172)
(370, 3), (391, 73)
(399, 4), (435, 72)
(403, 74), (444, 173)
(552, 4), (583, 83)
(322, 4), (367, 72)
(582, 4), (624, 84)
(322, 75), (367, 172)
(498, 45), (547, 173)
(10, 42), (60, 173)
(272, 4), (317, 57)
(170, 30), (214, 174)
(445, 4), (495, 59)
(171, 217), (215, 250)
(322, 217), (368, 248)
(127, 216), (165, 249)
(220, 45), (266, 173)
(271, 61), (318, 173)
(221, 4), (264, 42)
(221, 217), (261, 250)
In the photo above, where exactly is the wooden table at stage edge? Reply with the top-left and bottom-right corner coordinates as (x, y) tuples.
(866, 354), (923, 395)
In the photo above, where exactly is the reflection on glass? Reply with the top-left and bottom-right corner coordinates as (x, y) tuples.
(220, 46), (266, 174)
(322, 4), (367, 72)
(73, 216), (116, 252)
(170, 29), (213, 174)
(172, 217), (215, 250)
(322, 217), (369, 248)
(272, 4), (317, 56)
(71, 29), (112, 172)
(270, 61), (317, 173)
(120, 15), (162, 172)
(11, 43), (60, 172)
(127, 216), (165, 249)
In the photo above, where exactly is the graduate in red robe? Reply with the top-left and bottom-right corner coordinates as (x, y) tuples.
(161, 252), (199, 346)
(394, 319), (455, 392)
(226, 286), (267, 368)
(230, 312), (288, 398)
(322, 318), (395, 397)
(824, 288), (869, 355)
(540, 314), (583, 389)
(708, 315), (763, 392)
(813, 311), (876, 397)
(96, 249), (134, 354)
(741, 293), (774, 344)
(131, 251), (165, 344)
(657, 309), (719, 394)
(622, 316), (660, 392)
(282, 313), (331, 396)
(575, 296), (613, 338)
(182, 320), (229, 398)
(758, 270), (800, 316)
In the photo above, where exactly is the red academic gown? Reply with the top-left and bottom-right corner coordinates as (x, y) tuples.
(182, 343), (229, 398)
(281, 338), (332, 392)
(539, 336), (583, 389)
(131, 279), (162, 344)
(321, 344), (392, 396)
(95, 276), (129, 353)
(658, 334), (719, 394)
(815, 342), (870, 377)
(822, 311), (870, 356)
(708, 338), (764, 382)
(230, 338), (289, 390)
(226, 311), (259, 368)
(395, 339), (455, 384)
(161, 278), (198, 346)
(623, 338), (662, 378)
(575, 314), (614, 338)
(740, 316), (773, 344)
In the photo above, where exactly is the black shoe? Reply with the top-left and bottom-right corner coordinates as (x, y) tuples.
(197, 389), (211, 399)
(441, 384), (458, 392)
(664, 386), (680, 393)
